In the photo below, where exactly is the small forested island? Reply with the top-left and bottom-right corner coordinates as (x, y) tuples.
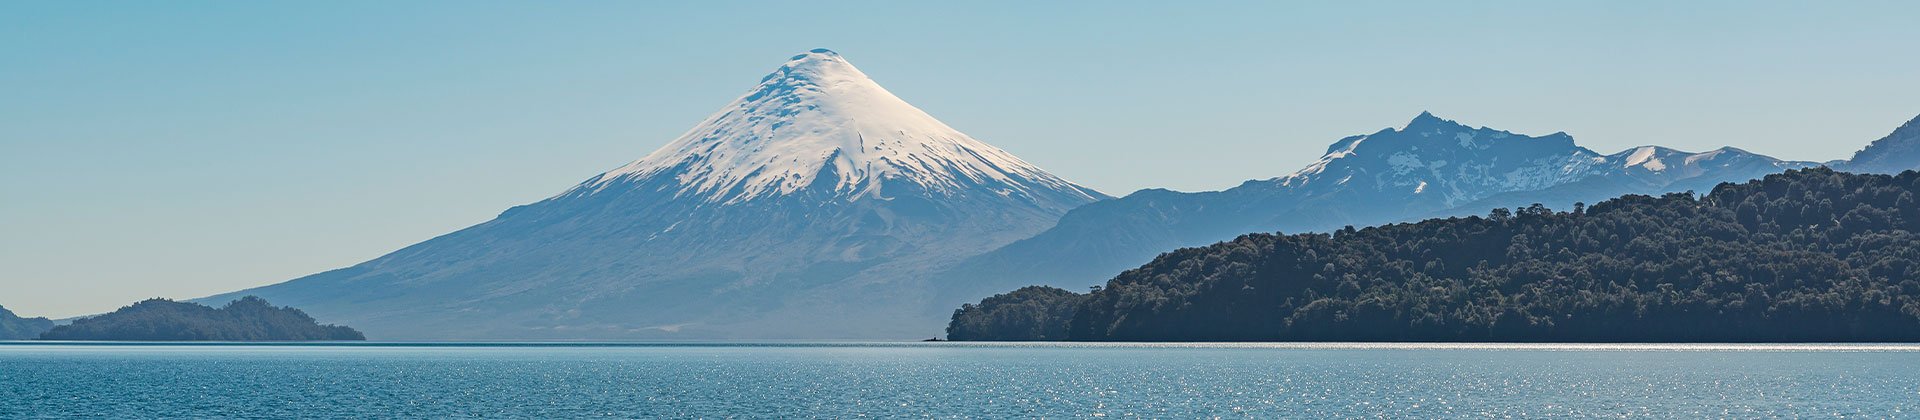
(950, 168), (1920, 342)
(0, 305), (54, 340)
(39, 296), (364, 341)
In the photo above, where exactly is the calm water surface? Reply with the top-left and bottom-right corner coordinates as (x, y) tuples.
(2, 342), (1917, 418)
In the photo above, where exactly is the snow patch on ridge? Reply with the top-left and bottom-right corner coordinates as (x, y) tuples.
(1623, 146), (1666, 171)
(1685, 147), (1731, 166)
(1456, 132), (1481, 149)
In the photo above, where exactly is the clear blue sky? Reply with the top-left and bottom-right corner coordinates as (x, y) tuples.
(4, 1), (1917, 318)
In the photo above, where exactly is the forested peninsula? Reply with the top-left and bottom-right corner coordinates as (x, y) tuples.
(950, 169), (1920, 342)
(40, 296), (364, 341)
(0, 305), (54, 340)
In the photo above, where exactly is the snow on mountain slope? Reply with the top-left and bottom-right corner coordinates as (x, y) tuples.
(1447, 145), (1814, 217)
(198, 49), (1108, 339)
(575, 49), (1099, 206)
(1273, 112), (1603, 208)
(1605, 146), (1806, 180)
(1620, 146), (1668, 171)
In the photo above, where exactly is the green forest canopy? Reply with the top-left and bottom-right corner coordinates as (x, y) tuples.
(949, 168), (1920, 342)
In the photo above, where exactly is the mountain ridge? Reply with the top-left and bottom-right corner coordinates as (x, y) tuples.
(935, 112), (1817, 299)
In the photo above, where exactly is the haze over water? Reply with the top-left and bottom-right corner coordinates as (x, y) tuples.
(4, 342), (1916, 417)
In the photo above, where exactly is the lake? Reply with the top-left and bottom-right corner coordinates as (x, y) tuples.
(3, 342), (1917, 418)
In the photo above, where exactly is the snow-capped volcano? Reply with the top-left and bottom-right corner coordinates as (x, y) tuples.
(576, 49), (1100, 206)
(200, 50), (1107, 339)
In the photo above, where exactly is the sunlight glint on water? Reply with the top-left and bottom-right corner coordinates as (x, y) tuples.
(2, 342), (1917, 417)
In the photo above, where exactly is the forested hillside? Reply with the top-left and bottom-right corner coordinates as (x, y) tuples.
(946, 286), (1086, 341)
(949, 168), (1920, 342)
(40, 296), (363, 341)
(0, 305), (53, 340)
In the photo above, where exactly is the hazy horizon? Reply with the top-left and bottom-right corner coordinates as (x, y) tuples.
(5, 0), (1919, 318)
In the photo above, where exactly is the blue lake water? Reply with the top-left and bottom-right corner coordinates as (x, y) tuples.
(3, 342), (1918, 418)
